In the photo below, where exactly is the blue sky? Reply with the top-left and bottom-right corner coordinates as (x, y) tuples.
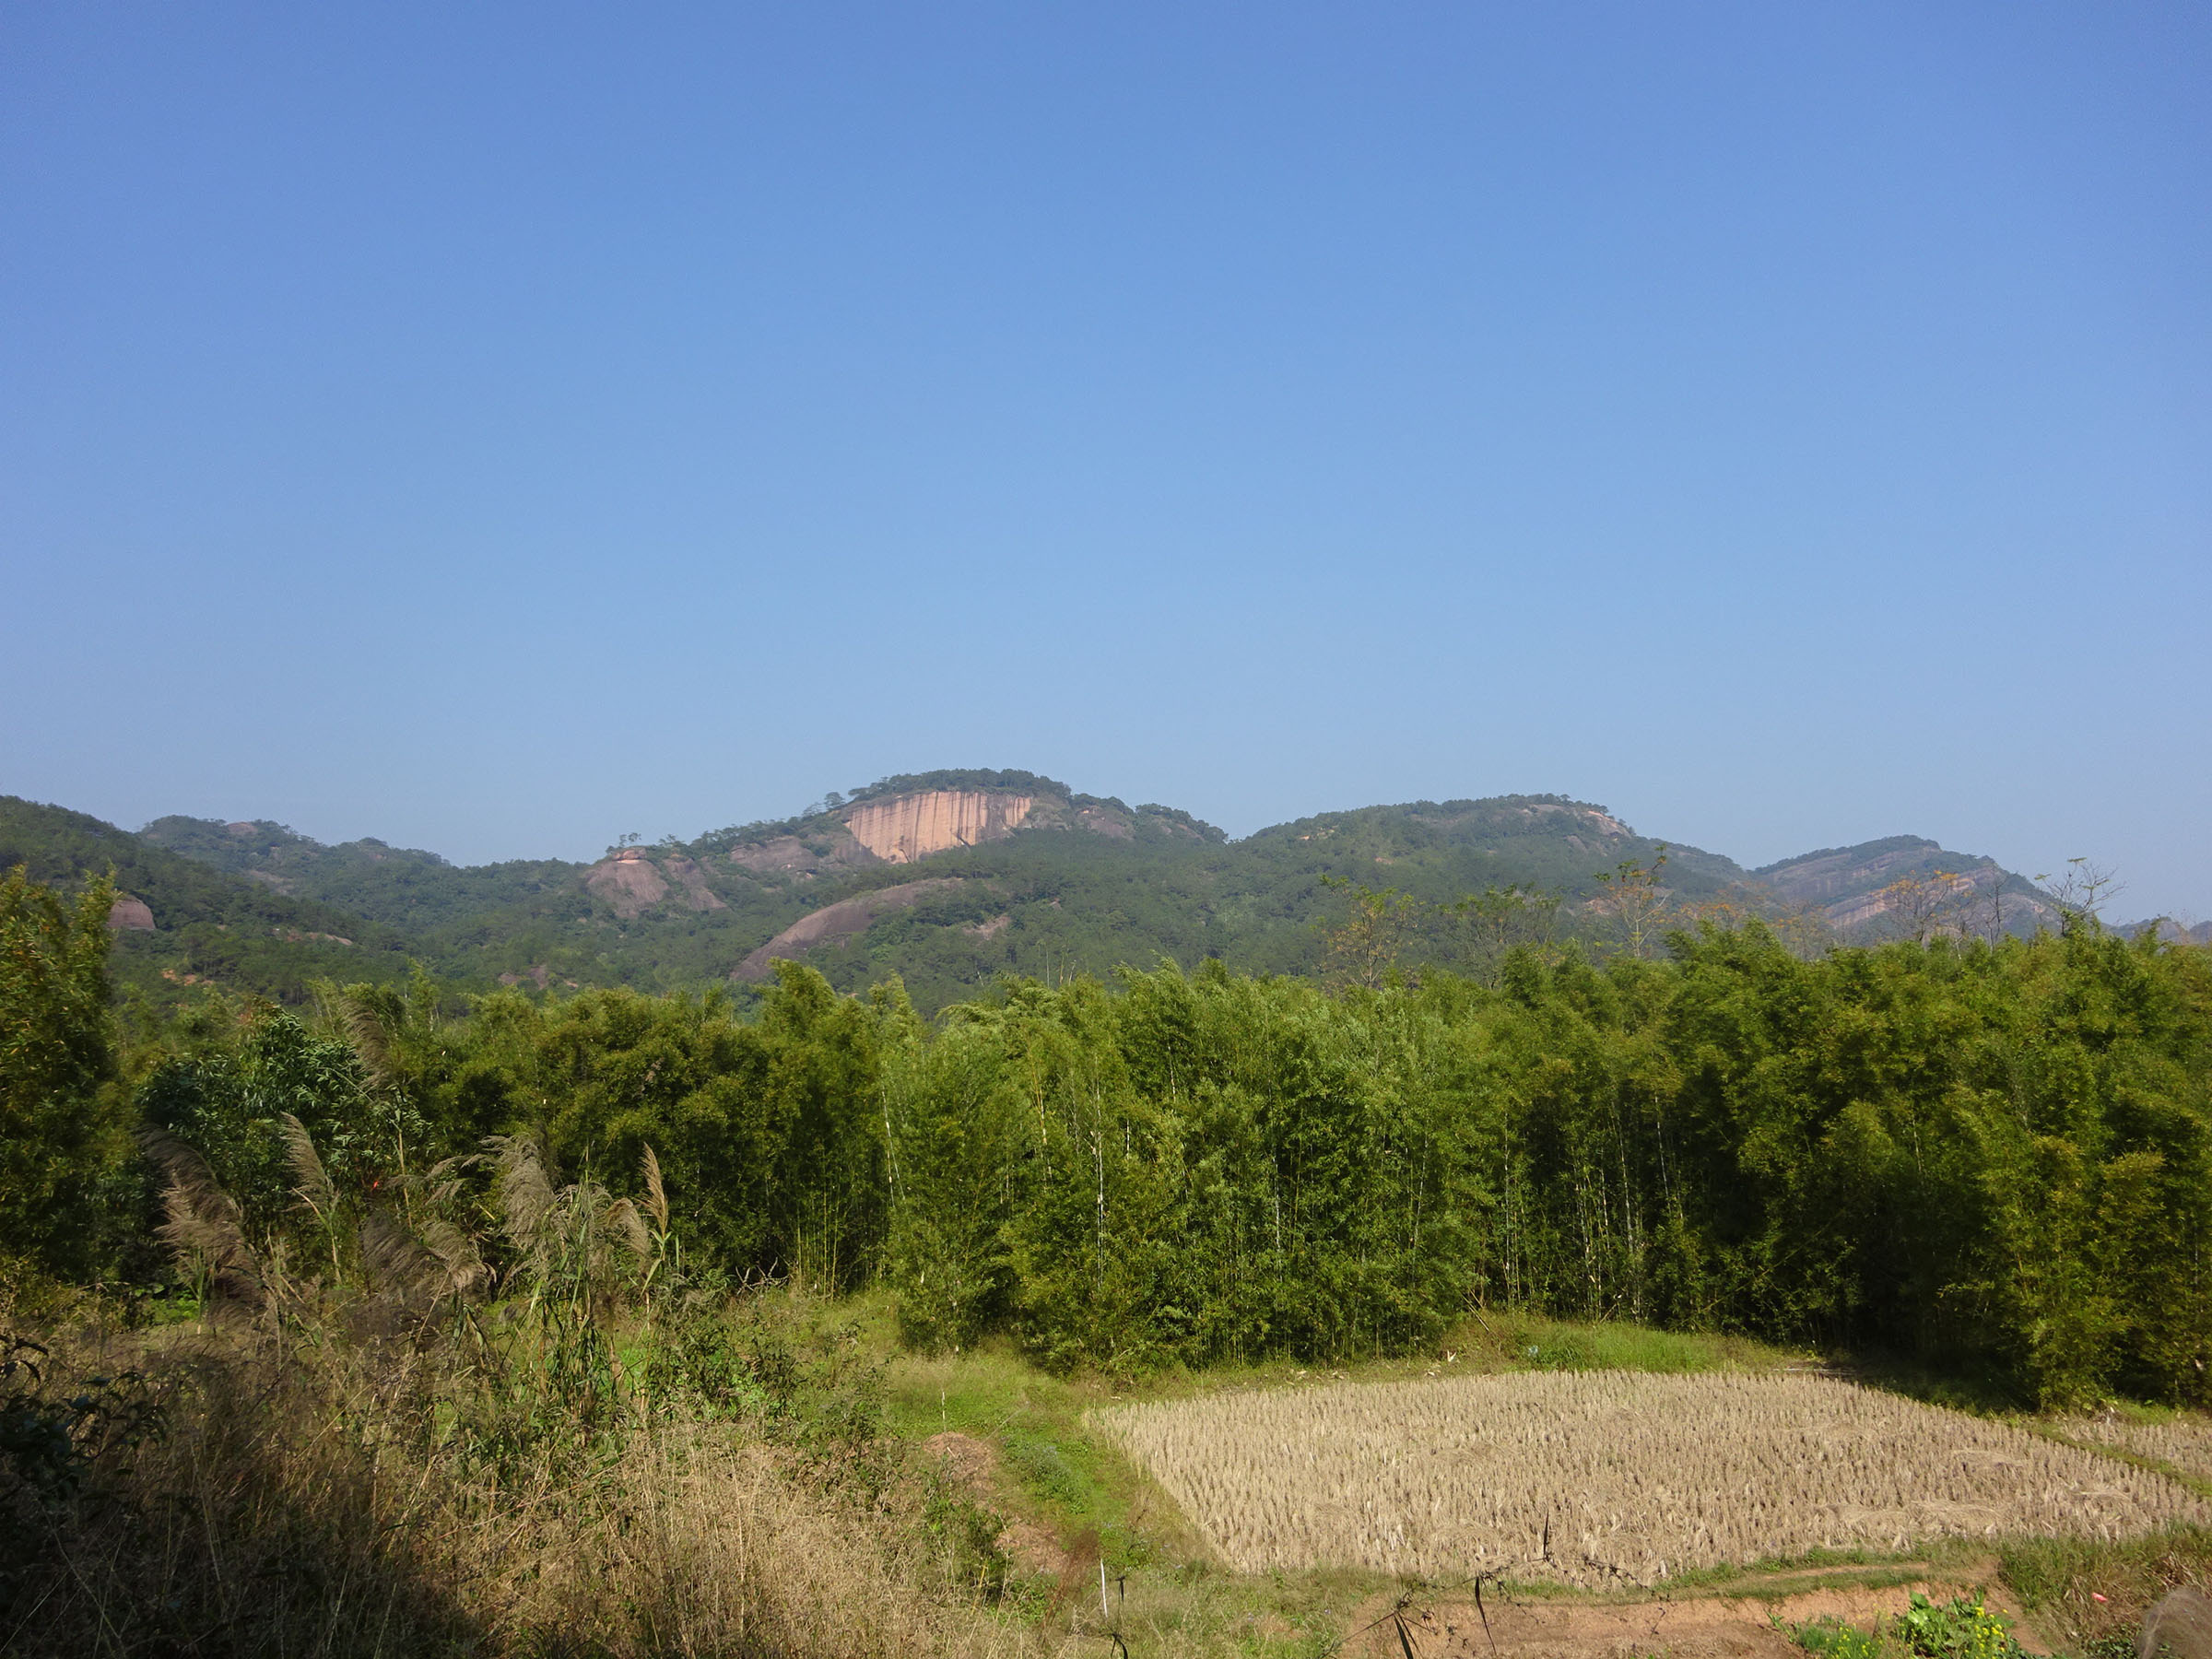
(4, 5), (2206, 916)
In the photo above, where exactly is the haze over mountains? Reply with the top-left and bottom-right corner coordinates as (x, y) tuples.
(4, 769), (2197, 1013)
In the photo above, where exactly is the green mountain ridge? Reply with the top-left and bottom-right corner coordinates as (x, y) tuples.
(0, 796), (422, 1005)
(3, 769), (2132, 1011)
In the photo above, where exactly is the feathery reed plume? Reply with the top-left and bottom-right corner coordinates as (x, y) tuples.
(139, 1128), (265, 1307)
(641, 1144), (669, 1234)
(405, 1152), (493, 1297)
(486, 1133), (559, 1263)
(359, 1208), (453, 1306)
(416, 1212), (492, 1299)
(606, 1196), (651, 1267)
(336, 982), (407, 1092)
(278, 1111), (336, 1216)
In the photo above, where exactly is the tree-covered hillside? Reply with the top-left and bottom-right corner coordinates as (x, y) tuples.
(0, 796), (419, 1006)
(128, 774), (1749, 1007)
(10, 770), (2100, 1011)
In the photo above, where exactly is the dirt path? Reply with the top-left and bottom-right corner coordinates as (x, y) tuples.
(1346, 1564), (2050, 1659)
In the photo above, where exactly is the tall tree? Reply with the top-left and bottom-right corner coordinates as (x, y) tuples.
(0, 867), (126, 1278)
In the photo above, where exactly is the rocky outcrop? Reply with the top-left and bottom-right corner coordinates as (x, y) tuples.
(106, 895), (155, 932)
(730, 878), (964, 981)
(1511, 801), (1631, 838)
(728, 826), (877, 877)
(660, 854), (727, 912)
(1755, 837), (2061, 934)
(1757, 839), (1957, 908)
(719, 782), (1215, 879)
(582, 849), (727, 917)
(1075, 804), (1133, 840)
(844, 792), (1034, 864)
(583, 849), (670, 919)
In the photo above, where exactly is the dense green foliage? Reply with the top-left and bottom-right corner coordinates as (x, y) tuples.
(10, 773), (2207, 1408)
(2, 796), (418, 1006)
(29, 874), (2193, 1406)
(870, 926), (2212, 1404)
(0, 868), (127, 1278)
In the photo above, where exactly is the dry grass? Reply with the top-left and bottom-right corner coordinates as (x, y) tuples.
(2050, 1410), (2212, 1487)
(1098, 1371), (2210, 1588)
(0, 1316), (1041, 1659)
(478, 1419), (1019, 1658)
(5, 1134), (1064, 1659)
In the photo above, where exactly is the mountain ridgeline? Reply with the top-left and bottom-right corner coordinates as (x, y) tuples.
(1, 767), (2166, 1009)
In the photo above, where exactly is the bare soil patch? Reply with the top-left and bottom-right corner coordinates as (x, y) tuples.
(920, 1430), (1073, 1580)
(1347, 1567), (2046, 1659)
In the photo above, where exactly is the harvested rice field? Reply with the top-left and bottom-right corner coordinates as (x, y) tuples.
(2053, 1410), (2212, 1485)
(1098, 1372), (2208, 1588)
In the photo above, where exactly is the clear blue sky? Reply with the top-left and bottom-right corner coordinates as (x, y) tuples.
(4, 4), (2206, 917)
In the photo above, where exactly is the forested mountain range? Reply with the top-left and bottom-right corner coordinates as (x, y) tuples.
(0, 767), (2158, 1009)
(0, 795), (422, 1002)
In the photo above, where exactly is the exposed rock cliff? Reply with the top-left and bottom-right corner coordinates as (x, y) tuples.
(731, 878), (966, 981)
(728, 827), (877, 877)
(1754, 837), (2060, 935)
(107, 895), (156, 931)
(581, 848), (730, 917)
(583, 848), (670, 919)
(712, 774), (1221, 881)
(660, 854), (727, 912)
(844, 791), (1035, 863)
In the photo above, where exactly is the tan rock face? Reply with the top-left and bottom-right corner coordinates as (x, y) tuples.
(660, 855), (727, 912)
(107, 895), (156, 932)
(583, 850), (670, 919)
(843, 791), (1033, 864)
(1075, 804), (1133, 841)
(730, 878), (965, 980)
(728, 826), (876, 876)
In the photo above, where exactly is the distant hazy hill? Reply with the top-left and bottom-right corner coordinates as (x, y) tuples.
(1754, 835), (2063, 937)
(130, 771), (1232, 1003)
(139, 815), (587, 934)
(121, 772), (1759, 1007)
(11, 769), (2142, 1012)
(0, 796), (418, 1004)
